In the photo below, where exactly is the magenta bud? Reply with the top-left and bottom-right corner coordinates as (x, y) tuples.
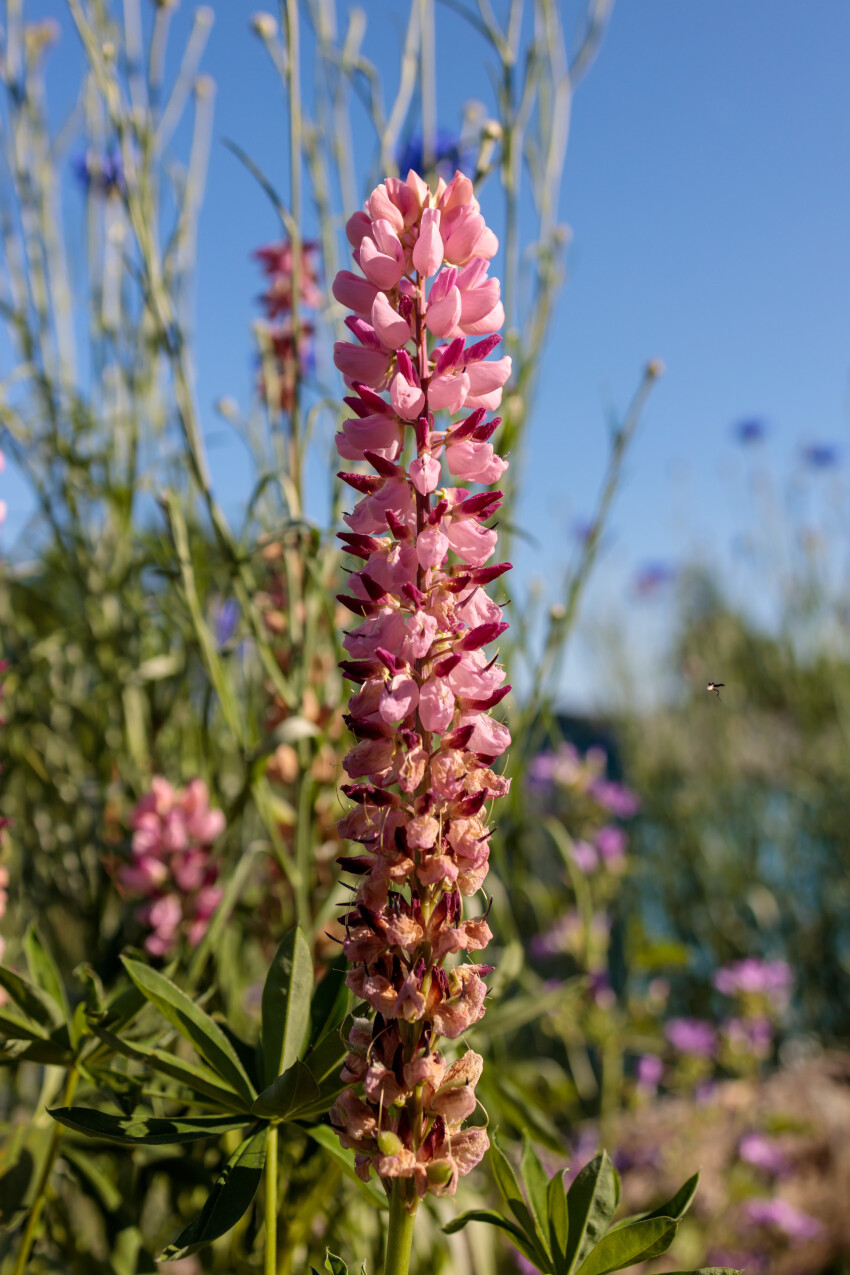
(473, 416), (501, 441)
(401, 582), (426, 606)
(433, 653), (461, 677)
(363, 449), (400, 477)
(456, 491), (502, 517)
(338, 532), (382, 558)
(441, 723), (475, 750)
(414, 415), (429, 450)
(385, 509), (412, 540)
(463, 684), (512, 711)
(351, 381), (392, 415)
(343, 395), (372, 419)
(337, 594), (379, 617)
(463, 333), (501, 364)
(396, 347), (416, 381)
(468, 562), (512, 585)
(337, 855), (373, 875)
(447, 408), (487, 442)
(339, 660), (380, 683)
(359, 573), (387, 601)
(434, 335), (465, 375)
(376, 646), (401, 673)
(458, 621), (509, 651)
(338, 470), (384, 494)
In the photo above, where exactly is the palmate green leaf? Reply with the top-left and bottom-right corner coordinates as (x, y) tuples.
(303, 1123), (387, 1209)
(159, 1125), (267, 1259)
(564, 1152), (620, 1273)
(491, 1136), (552, 1270)
(50, 1106), (250, 1145)
(444, 1209), (546, 1268)
(121, 957), (255, 1104)
(252, 1058), (321, 1120)
(0, 1004), (49, 1042)
(261, 927), (313, 1087)
(89, 1022), (250, 1112)
(574, 1218), (679, 1275)
(0, 964), (64, 1029)
(547, 1170), (569, 1267)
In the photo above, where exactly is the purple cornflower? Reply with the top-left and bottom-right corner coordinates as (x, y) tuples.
(801, 442), (840, 470)
(733, 417), (768, 444)
(632, 561), (677, 597)
(665, 1017), (717, 1058)
(73, 147), (125, 196)
(212, 597), (240, 648)
(571, 839), (599, 873)
(738, 1132), (789, 1177)
(723, 1015), (773, 1058)
(745, 1198), (823, 1242)
(397, 130), (474, 182)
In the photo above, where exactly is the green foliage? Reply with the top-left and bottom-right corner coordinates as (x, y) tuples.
(446, 1141), (739, 1275)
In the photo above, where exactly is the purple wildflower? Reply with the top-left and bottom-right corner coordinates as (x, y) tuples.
(571, 839), (599, 873)
(665, 1017), (717, 1058)
(595, 824), (627, 864)
(73, 147), (125, 196)
(723, 1015), (773, 1058)
(397, 130), (475, 182)
(590, 778), (640, 818)
(714, 957), (792, 1008)
(738, 1132), (789, 1177)
(745, 1198), (823, 1242)
(636, 1053), (664, 1092)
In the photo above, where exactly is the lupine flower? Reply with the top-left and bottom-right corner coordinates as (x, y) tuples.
(254, 239), (321, 411)
(118, 778), (224, 957)
(738, 1132), (790, 1177)
(722, 1014), (773, 1059)
(590, 778), (640, 818)
(714, 956), (792, 1008)
(744, 1197), (823, 1242)
(733, 417), (767, 444)
(330, 168), (510, 1199)
(665, 1017), (717, 1058)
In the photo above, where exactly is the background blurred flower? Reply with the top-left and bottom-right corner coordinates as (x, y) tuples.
(801, 441), (840, 469)
(665, 1017), (717, 1058)
(744, 1196), (823, 1243)
(732, 416), (768, 444)
(632, 560), (677, 597)
(397, 129), (474, 181)
(738, 1131), (790, 1177)
(73, 147), (125, 197)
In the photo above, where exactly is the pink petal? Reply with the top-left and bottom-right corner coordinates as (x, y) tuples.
(371, 292), (411, 348)
(412, 208), (444, 278)
(425, 286), (462, 338)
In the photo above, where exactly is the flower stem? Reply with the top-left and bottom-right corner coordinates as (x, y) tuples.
(384, 1179), (417, 1275)
(264, 1123), (279, 1275)
(12, 1064), (79, 1275)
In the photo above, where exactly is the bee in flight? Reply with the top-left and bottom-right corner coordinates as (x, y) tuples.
(706, 680), (725, 699)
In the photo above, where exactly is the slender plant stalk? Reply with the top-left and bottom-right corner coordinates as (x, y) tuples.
(384, 1180), (417, 1275)
(12, 1064), (79, 1275)
(264, 1122), (279, 1275)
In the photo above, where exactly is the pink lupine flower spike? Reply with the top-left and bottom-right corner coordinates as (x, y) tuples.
(330, 169), (512, 1220)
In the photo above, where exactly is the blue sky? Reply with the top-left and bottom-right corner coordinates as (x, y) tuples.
(4, 1), (850, 705)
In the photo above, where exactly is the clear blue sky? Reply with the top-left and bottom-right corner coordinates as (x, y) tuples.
(5, 1), (850, 704)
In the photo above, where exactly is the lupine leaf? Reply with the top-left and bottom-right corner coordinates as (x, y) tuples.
(574, 1218), (679, 1275)
(521, 1134), (552, 1257)
(159, 1126), (267, 1258)
(303, 1123), (387, 1209)
(23, 926), (70, 1024)
(547, 1169), (570, 1267)
(50, 1106), (249, 1145)
(490, 1137), (552, 1269)
(325, 1254), (348, 1275)
(309, 959), (349, 1044)
(663, 1269), (741, 1274)
(564, 1152), (619, 1273)
(261, 927), (313, 1086)
(0, 1005), (49, 1042)
(90, 1022), (250, 1112)
(0, 964), (64, 1029)
(305, 1020), (350, 1085)
(252, 1058), (320, 1120)
(0, 1148), (33, 1225)
(443, 1209), (547, 1266)
(121, 957), (255, 1103)
(640, 1173), (699, 1222)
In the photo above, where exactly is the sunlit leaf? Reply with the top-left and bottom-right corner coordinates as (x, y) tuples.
(50, 1106), (250, 1145)
(261, 927), (313, 1086)
(159, 1126), (268, 1258)
(574, 1218), (679, 1275)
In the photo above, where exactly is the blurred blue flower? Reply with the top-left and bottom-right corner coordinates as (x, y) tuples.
(73, 147), (125, 197)
(397, 130), (474, 181)
(632, 561), (677, 597)
(570, 516), (595, 546)
(733, 417), (768, 444)
(801, 442), (841, 470)
(211, 597), (240, 648)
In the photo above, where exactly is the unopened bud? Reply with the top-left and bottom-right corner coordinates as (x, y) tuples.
(377, 1130), (404, 1156)
(251, 11), (278, 38)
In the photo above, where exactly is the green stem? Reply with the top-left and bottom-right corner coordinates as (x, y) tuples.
(384, 1179), (417, 1275)
(13, 1064), (79, 1275)
(265, 1123), (279, 1275)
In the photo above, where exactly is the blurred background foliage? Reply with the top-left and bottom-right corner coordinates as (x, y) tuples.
(0, 0), (848, 1273)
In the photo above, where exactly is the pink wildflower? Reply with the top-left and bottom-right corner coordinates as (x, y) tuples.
(254, 239), (320, 411)
(331, 169), (511, 1199)
(118, 778), (224, 957)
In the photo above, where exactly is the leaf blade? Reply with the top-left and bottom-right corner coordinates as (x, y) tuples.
(261, 927), (313, 1086)
(159, 1126), (268, 1259)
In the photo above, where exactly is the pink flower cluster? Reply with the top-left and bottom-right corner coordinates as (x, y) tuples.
(254, 239), (320, 412)
(119, 778), (224, 957)
(329, 170), (512, 1198)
